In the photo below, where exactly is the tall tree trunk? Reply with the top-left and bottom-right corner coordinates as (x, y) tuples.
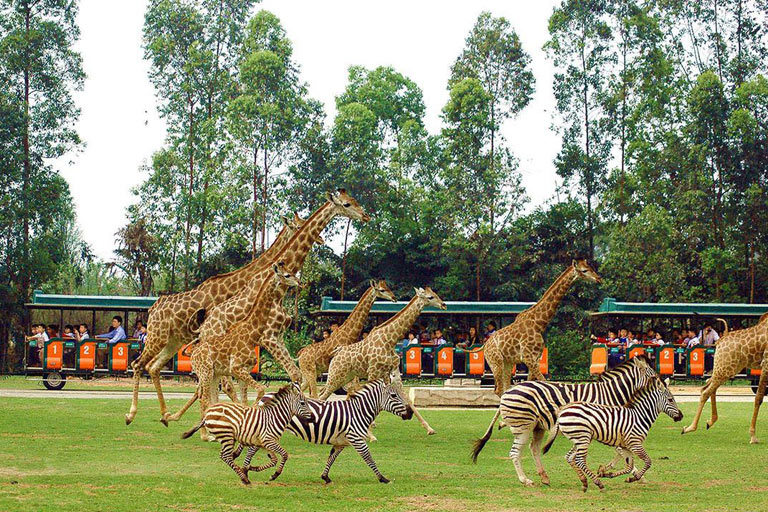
(20, 4), (31, 298)
(736, 0), (744, 86)
(713, 0), (724, 83)
(261, 138), (268, 252)
(184, 93), (195, 290)
(196, 177), (209, 271)
(750, 242), (755, 304)
(252, 145), (258, 258)
(475, 249), (482, 301)
(619, 26), (627, 225)
(340, 219), (351, 300)
(581, 20), (594, 260)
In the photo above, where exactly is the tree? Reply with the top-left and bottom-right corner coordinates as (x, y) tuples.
(228, 10), (308, 257)
(545, 0), (615, 259)
(113, 217), (159, 296)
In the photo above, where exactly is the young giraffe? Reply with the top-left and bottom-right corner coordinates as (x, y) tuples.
(126, 190), (369, 425)
(299, 280), (397, 398)
(190, 191), (368, 388)
(166, 264), (300, 438)
(682, 314), (768, 443)
(484, 260), (601, 396)
(319, 287), (446, 435)
(125, 212), (305, 425)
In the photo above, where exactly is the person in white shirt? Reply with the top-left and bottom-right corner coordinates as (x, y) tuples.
(432, 329), (447, 346)
(686, 329), (700, 349)
(75, 323), (90, 341)
(699, 324), (720, 346)
(25, 324), (49, 365)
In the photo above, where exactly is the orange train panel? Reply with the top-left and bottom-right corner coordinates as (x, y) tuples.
(404, 347), (422, 375)
(539, 347), (549, 376)
(46, 341), (63, 370)
(437, 347), (453, 376)
(467, 348), (485, 376)
(627, 346), (647, 360)
(750, 368), (762, 377)
(110, 342), (130, 372)
(590, 346), (608, 375)
(657, 346), (675, 376)
(78, 341), (97, 371)
(688, 347), (705, 376)
(250, 346), (260, 374)
(177, 344), (193, 373)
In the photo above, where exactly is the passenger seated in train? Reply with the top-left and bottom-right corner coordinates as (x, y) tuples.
(46, 324), (59, 339)
(25, 324), (49, 365)
(62, 325), (76, 339)
(75, 323), (90, 341)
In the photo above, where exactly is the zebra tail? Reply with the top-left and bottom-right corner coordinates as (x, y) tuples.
(542, 424), (560, 455)
(471, 408), (501, 463)
(181, 419), (205, 439)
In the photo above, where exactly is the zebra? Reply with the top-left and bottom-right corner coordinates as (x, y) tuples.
(471, 355), (659, 486)
(543, 376), (683, 491)
(181, 382), (312, 485)
(279, 378), (413, 483)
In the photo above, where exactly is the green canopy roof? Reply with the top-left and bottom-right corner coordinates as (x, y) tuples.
(315, 296), (534, 316)
(27, 290), (158, 310)
(592, 297), (768, 317)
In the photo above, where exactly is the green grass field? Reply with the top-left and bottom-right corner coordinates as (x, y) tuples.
(1, 396), (767, 512)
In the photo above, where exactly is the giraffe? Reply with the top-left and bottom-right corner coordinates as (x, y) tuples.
(165, 263), (300, 438)
(125, 190), (369, 425)
(484, 259), (601, 396)
(319, 287), (446, 435)
(124, 212), (302, 426)
(682, 314), (768, 443)
(298, 280), (397, 398)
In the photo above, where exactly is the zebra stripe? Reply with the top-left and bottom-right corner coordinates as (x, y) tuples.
(281, 379), (413, 483)
(181, 382), (311, 485)
(547, 377), (683, 491)
(471, 356), (659, 487)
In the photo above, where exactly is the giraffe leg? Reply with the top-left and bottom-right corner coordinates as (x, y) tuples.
(319, 368), (351, 401)
(320, 445), (346, 484)
(260, 335), (301, 383)
(706, 390), (718, 429)
(682, 376), (725, 435)
(147, 344), (178, 424)
(625, 442), (651, 482)
(164, 387), (200, 423)
(125, 345), (157, 425)
(485, 348), (506, 397)
(197, 368), (217, 441)
(749, 360), (768, 444)
(509, 429), (534, 486)
(349, 434), (389, 483)
(232, 367), (267, 405)
(221, 377), (238, 402)
(525, 357), (546, 381)
(530, 427), (550, 485)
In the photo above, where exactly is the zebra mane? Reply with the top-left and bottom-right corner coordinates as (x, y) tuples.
(626, 375), (663, 404)
(257, 383), (294, 409)
(346, 379), (386, 400)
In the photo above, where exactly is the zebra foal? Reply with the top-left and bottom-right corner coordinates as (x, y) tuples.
(543, 376), (683, 492)
(283, 378), (413, 483)
(182, 382), (312, 485)
(471, 356), (658, 486)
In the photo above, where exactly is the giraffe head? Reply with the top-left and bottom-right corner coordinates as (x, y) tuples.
(284, 212), (324, 245)
(415, 286), (447, 310)
(370, 279), (397, 302)
(327, 189), (371, 223)
(572, 259), (601, 284)
(272, 262), (301, 288)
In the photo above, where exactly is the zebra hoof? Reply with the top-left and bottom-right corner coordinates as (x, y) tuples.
(379, 476), (390, 484)
(321, 475), (331, 484)
(270, 472), (281, 481)
(597, 465), (607, 477)
(581, 485), (588, 493)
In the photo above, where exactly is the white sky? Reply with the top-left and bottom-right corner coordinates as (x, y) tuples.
(56, 0), (561, 260)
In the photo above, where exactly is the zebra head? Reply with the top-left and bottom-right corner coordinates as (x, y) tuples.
(381, 381), (414, 421)
(657, 377), (684, 422)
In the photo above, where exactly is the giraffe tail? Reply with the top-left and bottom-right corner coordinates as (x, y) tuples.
(181, 419), (205, 439)
(471, 408), (501, 463)
(187, 308), (207, 334)
(715, 318), (728, 338)
(542, 424), (560, 455)
(182, 337), (202, 357)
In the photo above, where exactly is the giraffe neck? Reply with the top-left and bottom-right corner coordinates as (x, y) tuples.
(244, 279), (282, 330)
(330, 287), (377, 346)
(257, 224), (292, 263)
(276, 202), (336, 274)
(524, 267), (578, 332)
(374, 295), (428, 348)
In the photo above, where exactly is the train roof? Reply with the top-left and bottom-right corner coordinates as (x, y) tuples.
(26, 290), (158, 311)
(590, 297), (768, 318)
(314, 296), (535, 316)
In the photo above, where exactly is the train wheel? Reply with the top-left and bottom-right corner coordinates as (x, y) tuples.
(43, 372), (66, 390)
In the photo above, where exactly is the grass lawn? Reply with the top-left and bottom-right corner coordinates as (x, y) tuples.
(1, 397), (767, 512)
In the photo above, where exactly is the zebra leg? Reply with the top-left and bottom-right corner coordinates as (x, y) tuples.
(565, 446), (589, 492)
(350, 435), (389, 483)
(600, 447), (634, 478)
(529, 427), (550, 485)
(625, 443), (651, 482)
(251, 452), (278, 473)
(262, 441), (289, 481)
(571, 443), (604, 491)
(241, 446), (258, 479)
(508, 429), (534, 486)
(320, 445), (346, 484)
(219, 438), (249, 485)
